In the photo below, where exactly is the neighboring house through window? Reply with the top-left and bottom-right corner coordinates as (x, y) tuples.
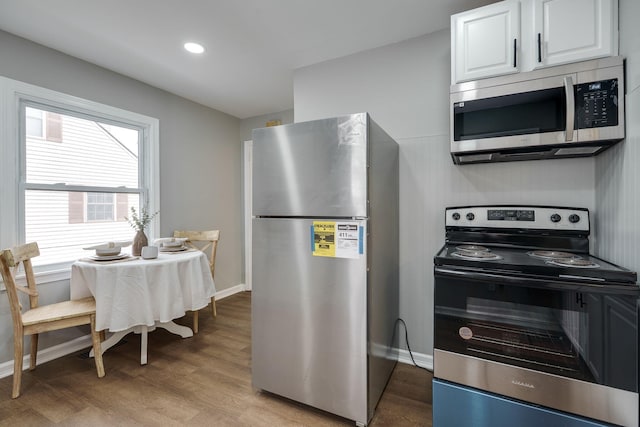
(25, 107), (63, 142)
(0, 76), (159, 279)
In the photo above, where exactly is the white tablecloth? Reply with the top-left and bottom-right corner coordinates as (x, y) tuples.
(71, 250), (216, 332)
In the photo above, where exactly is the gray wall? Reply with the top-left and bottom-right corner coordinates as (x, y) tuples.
(0, 30), (243, 363)
(238, 109), (293, 284)
(595, 0), (640, 274)
(294, 29), (598, 358)
(239, 109), (294, 142)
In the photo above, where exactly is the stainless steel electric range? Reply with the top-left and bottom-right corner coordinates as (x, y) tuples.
(432, 206), (639, 427)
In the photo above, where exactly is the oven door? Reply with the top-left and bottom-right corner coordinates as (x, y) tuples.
(434, 266), (639, 427)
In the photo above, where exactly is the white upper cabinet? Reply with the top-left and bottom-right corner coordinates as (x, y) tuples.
(451, 0), (618, 84)
(452, 1), (521, 83)
(531, 0), (618, 68)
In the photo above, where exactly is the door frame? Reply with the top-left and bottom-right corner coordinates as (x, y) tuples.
(243, 140), (252, 291)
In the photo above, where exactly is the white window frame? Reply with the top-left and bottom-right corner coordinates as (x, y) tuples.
(0, 76), (159, 285)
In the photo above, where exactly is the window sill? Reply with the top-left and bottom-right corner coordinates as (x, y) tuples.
(33, 266), (72, 284)
(1, 265), (71, 290)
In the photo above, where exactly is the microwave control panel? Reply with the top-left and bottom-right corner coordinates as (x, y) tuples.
(575, 78), (619, 129)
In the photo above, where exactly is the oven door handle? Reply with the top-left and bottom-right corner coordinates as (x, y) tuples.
(434, 266), (639, 295)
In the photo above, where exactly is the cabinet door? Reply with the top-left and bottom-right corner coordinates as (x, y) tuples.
(452, 1), (520, 83)
(602, 295), (637, 392)
(533, 0), (617, 68)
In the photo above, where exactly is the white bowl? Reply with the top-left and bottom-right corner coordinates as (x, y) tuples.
(163, 240), (183, 248)
(96, 247), (121, 256)
(162, 242), (182, 248)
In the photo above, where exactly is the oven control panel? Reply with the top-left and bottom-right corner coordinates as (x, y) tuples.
(446, 206), (589, 231)
(487, 209), (534, 221)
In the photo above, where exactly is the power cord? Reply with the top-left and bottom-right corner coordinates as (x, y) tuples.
(395, 318), (432, 372)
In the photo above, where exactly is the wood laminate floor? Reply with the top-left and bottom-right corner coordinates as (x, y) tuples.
(0, 292), (433, 426)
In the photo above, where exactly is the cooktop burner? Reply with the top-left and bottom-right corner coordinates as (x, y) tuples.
(456, 245), (489, 252)
(451, 249), (502, 261)
(528, 250), (579, 260)
(547, 258), (600, 269)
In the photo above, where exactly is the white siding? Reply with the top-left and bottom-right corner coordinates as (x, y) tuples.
(26, 114), (138, 187)
(25, 112), (140, 265)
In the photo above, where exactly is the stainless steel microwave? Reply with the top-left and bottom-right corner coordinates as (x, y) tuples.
(450, 56), (625, 165)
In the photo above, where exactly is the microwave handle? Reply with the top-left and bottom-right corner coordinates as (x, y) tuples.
(564, 76), (575, 141)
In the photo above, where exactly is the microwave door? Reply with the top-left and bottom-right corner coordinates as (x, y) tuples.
(451, 73), (574, 155)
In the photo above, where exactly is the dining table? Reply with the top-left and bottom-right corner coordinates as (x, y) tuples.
(70, 248), (216, 364)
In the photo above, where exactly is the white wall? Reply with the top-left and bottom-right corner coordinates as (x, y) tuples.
(294, 29), (597, 357)
(595, 0), (640, 272)
(0, 30), (243, 364)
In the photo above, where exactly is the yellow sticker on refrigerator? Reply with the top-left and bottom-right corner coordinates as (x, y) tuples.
(312, 221), (363, 258)
(312, 221), (335, 257)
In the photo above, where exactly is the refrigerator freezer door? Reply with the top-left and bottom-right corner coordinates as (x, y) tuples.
(252, 113), (368, 218)
(252, 218), (368, 423)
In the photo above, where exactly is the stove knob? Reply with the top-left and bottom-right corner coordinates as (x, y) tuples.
(452, 212), (460, 221)
(550, 213), (561, 223)
(466, 213), (475, 221)
(569, 214), (580, 223)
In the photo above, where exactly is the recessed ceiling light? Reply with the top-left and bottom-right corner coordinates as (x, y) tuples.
(184, 42), (205, 54)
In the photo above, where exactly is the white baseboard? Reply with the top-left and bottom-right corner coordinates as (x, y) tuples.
(0, 283), (248, 380)
(216, 283), (247, 300)
(0, 335), (93, 379)
(395, 348), (433, 371)
(369, 342), (433, 371)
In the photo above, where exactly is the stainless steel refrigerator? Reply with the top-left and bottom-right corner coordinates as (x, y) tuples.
(251, 113), (399, 426)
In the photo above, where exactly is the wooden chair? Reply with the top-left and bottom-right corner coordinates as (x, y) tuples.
(0, 242), (105, 398)
(173, 230), (219, 333)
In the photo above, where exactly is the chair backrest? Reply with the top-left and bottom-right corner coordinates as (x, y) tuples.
(0, 242), (41, 329)
(173, 230), (220, 278)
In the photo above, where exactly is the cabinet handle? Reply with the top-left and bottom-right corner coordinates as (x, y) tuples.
(537, 33), (542, 63)
(576, 292), (586, 308)
(513, 39), (517, 68)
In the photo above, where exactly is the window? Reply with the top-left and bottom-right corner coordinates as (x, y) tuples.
(86, 193), (114, 221)
(0, 76), (159, 280)
(22, 104), (153, 267)
(25, 107), (44, 137)
(25, 107), (63, 141)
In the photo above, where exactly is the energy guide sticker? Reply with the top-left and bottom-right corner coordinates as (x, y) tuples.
(311, 221), (363, 258)
(312, 221), (336, 257)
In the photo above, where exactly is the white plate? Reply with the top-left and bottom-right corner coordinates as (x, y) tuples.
(89, 253), (130, 261)
(159, 246), (187, 252)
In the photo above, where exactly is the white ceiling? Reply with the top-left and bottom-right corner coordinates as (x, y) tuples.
(0, 0), (496, 119)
